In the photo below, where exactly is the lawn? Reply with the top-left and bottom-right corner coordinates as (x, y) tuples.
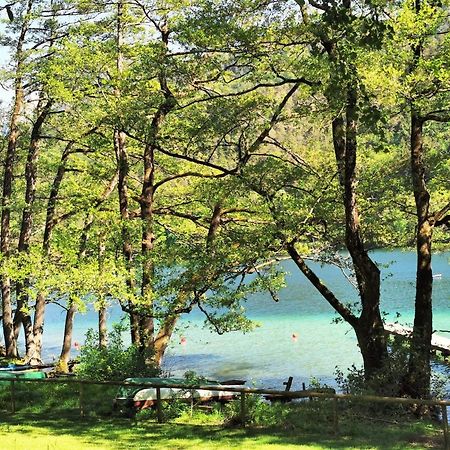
(0, 410), (444, 450)
(0, 382), (445, 449)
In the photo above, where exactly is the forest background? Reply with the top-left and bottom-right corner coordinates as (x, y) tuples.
(0, 0), (449, 403)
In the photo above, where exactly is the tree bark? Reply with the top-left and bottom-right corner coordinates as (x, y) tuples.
(14, 98), (53, 363)
(341, 87), (387, 378)
(31, 292), (46, 364)
(30, 141), (73, 364)
(113, 0), (141, 346)
(153, 312), (180, 366)
(315, 0), (388, 377)
(406, 113), (433, 399)
(58, 300), (76, 372)
(0, 0), (34, 359)
(139, 24), (176, 358)
(98, 306), (108, 349)
(98, 237), (107, 348)
(402, 0), (434, 401)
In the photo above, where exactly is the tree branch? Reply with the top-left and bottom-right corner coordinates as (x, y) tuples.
(286, 242), (359, 327)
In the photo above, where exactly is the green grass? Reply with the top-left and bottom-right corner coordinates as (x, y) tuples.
(0, 408), (444, 449)
(0, 383), (445, 449)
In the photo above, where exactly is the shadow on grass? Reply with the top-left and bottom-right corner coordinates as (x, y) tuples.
(0, 410), (444, 449)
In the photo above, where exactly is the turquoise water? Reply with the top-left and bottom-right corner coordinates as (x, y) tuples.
(163, 250), (449, 389)
(37, 250), (449, 390)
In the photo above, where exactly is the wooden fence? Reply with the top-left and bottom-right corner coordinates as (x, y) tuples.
(1, 377), (449, 449)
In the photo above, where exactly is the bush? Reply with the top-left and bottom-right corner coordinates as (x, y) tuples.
(223, 394), (290, 426)
(75, 322), (159, 381)
(335, 337), (410, 397)
(335, 337), (449, 401)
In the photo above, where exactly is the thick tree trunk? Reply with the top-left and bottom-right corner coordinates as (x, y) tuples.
(14, 98), (53, 362)
(341, 88), (387, 378)
(58, 300), (76, 372)
(406, 113), (433, 399)
(153, 316), (178, 366)
(315, 0), (387, 379)
(403, 0), (434, 401)
(1, 280), (16, 358)
(1, 12), (29, 359)
(139, 25), (176, 359)
(29, 292), (46, 365)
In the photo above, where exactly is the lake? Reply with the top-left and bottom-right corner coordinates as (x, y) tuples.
(38, 249), (449, 392)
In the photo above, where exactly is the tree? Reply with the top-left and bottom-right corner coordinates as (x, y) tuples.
(180, 0), (390, 380)
(392, 0), (450, 399)
(0, 0), (35, 358)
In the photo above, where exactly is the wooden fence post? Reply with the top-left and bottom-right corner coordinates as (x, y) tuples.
(240, 392), (246, 427)
(79, 382), (84, 417)
(333, 398), (339, 435)
(156, 387), (163, 423)
(442, 406), (449, 450)
(10, 380), (15, 414)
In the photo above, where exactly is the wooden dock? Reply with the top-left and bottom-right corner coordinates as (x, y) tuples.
(384, 323), (450, 356)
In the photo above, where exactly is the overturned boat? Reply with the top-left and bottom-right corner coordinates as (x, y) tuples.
(113, 377), (244, 415)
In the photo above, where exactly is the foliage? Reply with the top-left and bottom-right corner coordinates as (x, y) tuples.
(76, 322), (159, 381)
(0, 0), (449, 398)
(223, 394), (289, 427)
(335, 337), (411, 397)
(335, 337), (449, 400)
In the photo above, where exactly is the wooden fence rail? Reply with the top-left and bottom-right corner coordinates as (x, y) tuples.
(0, 377), (448, 448)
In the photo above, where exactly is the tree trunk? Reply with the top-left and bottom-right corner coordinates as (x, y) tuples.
(43, 142), (73, 253)
(1, 279), (16, 358)
(29, 142), (74, 364)
(98, 237), (107, 348)
(340, 87), (387, 378)
(315, 0), (387, 379)
(140, 137), (156, 354)
(153, 316), (178, 366)
(99, 306), (107, 348)
(56, 174), (118, 372)
(139, 25), (176, 359)
(14, 98), (53, 361)
(113, 0), (141, 346)
(406, 113), (433, 399)
(29, 292), (46, 365)
(402, 0), (434, 401)
(58, 300), (76, 372)
(115, 125), (141, 345)
(0, 2), (33, 359)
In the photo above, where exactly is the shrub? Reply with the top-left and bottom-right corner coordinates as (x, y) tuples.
(335, 337), (410, 397)
(76, 322), (159, 381)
